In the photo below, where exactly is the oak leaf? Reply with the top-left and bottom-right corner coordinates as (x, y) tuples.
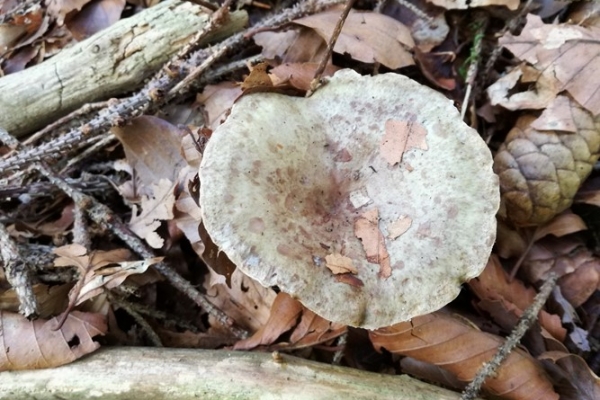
(0, 311), (106, 371)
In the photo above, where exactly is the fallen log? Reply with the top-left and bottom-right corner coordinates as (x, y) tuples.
(0, 347), (468, 399)
(0, 0), (247, 138)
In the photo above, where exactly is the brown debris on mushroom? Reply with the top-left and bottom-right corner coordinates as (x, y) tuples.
(354, 208), (391, 279)
(200, 70), (499, 329)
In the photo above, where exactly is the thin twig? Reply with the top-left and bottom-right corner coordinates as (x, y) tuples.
(308, 0), (355, 95)
(21, 102), (110, 149)
(109, 293), (164, 347)
(509, 226), (538, 282)
(72, 203), (91, 249)
(60, 133), (117, 173)
(460, 273), (558, 400)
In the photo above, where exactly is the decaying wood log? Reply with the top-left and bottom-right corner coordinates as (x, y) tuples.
(0, 0), (247, 138)
(0, 347), (468, 400)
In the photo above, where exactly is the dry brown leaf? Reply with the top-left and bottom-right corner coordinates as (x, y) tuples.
(370, 312), (559, 399)
(522, 235), (585, 281)
(557, 263), (600, 308)
(53, 244), (160, 306)
(380, 120), (428, 166)
(2, 46), (40, 74)
(34, 203), (75, 236)
(233, 292), (303, 350)
(197, 82), (242, 130)
(494, 211), (586, 260)
(354, 208), (391, 279)
(531, 95), (579, 133)
(499, 14), (600, 116)
(114, 114), (198, 250)
(0, 311), (106, 371)
(468, 255), (566, 341)
(129, 178), (176, 248)
(493, 99), (600, 226)
(284, 308), (346, 350)
(172, 133), (204, 256)
(65, 0), (125, 41)
(533, 210), (587, 240)
(254, 28), (327, 64)
(400, 357), (466, 391)
(204, 268), (276, 333)
(325, 252), (357, 274)
(234, 292), (346, 351)
(495, 220), (529, 259)
(540, 351), (600, 400)
(294, 9), (414, 69)
(387, 215), (412, 240)
(487, 64), (561, 111)
(46, 0), (93, 25)
(241, 62), (273, 91)
(521, 234), (600, 306)
(270, 62), (339, 92)
(112, 115), (187, 186)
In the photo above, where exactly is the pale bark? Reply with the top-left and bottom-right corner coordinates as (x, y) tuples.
(0, 347), (466, 400)
(0, 1), (247, 138)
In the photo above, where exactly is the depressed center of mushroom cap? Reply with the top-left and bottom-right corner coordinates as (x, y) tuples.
(200, 69), (499, 329)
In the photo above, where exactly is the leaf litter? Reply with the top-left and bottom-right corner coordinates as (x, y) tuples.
(1, 1), (599, 398)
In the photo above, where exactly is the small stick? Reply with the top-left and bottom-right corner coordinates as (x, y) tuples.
(0, 126), (20, 149)
(21, 102), (109, 148)
(60, 133), (117, 173)
(109, 293), (164, 347)
(460, 273), (558, 400)
(0, 222), (39, 318)
(307, 0), (356, 96)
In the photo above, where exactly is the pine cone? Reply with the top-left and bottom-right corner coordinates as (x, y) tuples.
(494, 104), (600, 226)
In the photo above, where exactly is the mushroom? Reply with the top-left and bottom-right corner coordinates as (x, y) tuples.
(200, 69), (499, 329)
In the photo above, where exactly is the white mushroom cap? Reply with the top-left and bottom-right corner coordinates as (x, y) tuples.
(200, 69), (499, 329)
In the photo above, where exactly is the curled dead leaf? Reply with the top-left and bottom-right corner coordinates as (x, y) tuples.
(0, 311), (106, 371)
(370, 312), (559, 399)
